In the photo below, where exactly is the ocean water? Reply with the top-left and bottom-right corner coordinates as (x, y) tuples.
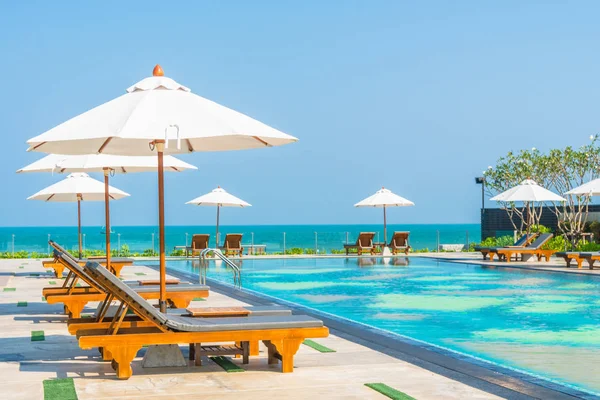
(0, 224), (480, 254)
(166, 257), (600, 395)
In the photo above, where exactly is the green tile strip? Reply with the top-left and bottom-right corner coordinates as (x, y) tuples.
(49, 281), (56, 285)
(31, 330), (45, 342)
(364, 383), (416, 400)
(18, 266), (24, 269)
(135, 272), (146, 276)
(43, 378), (78, 400)
(303, 339), (336, 353)
(17, 301), (27, 307)
(3, 288), (16, 292)
(193, 297), (206, 301)
(42, 296), (46, 302)
(210, 356), (244, 372)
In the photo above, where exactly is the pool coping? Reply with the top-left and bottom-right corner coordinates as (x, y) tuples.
(156, 264), (598, 400)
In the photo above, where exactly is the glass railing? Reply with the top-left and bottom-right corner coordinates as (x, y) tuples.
(0, 225), (483, 256)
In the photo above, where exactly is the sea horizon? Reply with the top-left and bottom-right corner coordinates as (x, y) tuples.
(0, 223), (482, 254)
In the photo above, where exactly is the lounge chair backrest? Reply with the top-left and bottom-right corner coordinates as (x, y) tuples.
(390, 232), (409, 247)
(53, 249), (104, 291)
(192, 234), (210, 250)
(224, 234), (243, 249)
(357, 232), (375, 247)
(84, 261), (169, 327)
(525, 233), (553, 249)
(513, 234), (535, 247)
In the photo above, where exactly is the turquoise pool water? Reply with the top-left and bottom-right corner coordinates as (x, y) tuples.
(165, 257), (600, 394)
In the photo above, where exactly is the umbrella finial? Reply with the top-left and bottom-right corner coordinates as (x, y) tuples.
(153, 65), (164, 77)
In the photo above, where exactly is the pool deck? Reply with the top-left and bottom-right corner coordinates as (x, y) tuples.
(0, 257), (595, 399)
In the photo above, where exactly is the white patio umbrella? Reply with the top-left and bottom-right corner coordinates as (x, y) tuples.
(490, 179), (566, 232)
(26, 65), (297, 311)
(355, 187), (415, 244)
(27, 173), (129, 258)
(186, 187), (251, 245)
(565, 179), (600, 196)
(18, 154), (196, 268)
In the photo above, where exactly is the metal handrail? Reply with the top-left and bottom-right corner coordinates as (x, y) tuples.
(199, 248), (241, 288)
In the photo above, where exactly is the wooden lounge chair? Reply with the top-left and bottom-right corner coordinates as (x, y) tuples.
(75, 261), (329, 379)
(388, 232), (411, 255)
(474, 234), (536, 260)
(191, 234), (210, 256)
(42, 256), (134, 278)
(344, 232), (375, 255)
(494, 233), (555, 263)
(44, 242), (209, 318)
(555, 251), (588, 269)
(574, 252), (600, 270)
(220, 234), (243, 257)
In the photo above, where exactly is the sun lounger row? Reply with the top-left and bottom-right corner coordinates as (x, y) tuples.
(43, 256), (134, 278)
(46, 241), (329, 379)
(475, 233), (556, 262)
(344, 232), (410, 255)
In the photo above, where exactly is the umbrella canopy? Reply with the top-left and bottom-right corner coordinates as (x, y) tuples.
(25, 65), (297, 312)
(565, 179), (600, 196)
(27, 173), (129, 202)
(186, 187), (251, 245)
(18, 153), (196, 273)
(17, 154), (197, 173)
(355, 187), (415, 244)
(186, 187), (251, 207)
(28, 173), (129, 258)
(490, 179), (566, 202)
(26, 67), (298, 155)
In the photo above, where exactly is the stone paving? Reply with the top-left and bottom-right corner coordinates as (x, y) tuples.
(0, 259), (502, 399)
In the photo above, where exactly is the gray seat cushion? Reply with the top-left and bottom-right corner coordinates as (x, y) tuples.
(134, 284), (209, 294)
(165, 314), (323, 332)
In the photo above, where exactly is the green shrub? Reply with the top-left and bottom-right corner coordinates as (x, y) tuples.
(542, 235), (567, 251)
(330, 249), (345, 254)
(170, 249), (186, 256)
(575, 241), (600, 252)
(142, 249), (158, 257)
(530, 224), (551, 234)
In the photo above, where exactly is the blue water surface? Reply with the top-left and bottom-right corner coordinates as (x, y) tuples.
(165, 256), (600, 394)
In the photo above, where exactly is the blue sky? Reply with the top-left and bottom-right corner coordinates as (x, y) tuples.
(1, 1), (599, 227)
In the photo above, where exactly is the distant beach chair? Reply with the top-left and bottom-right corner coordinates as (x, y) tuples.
(220, 233), (244, 257)
(191, 234), (210, 256)
(474, 233), (536, 260)
(493, 233), (555, 262)
(388, 231), (411, 255)
(73, 259), (328, 379)
(344, 232), (375, 255)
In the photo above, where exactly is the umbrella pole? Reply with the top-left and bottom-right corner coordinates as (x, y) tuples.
(156, 141), (167, 313)
(216, 205), (220, 247)
(383, 205), (387, 245)
(77, 195), (82, 259)
(103, 169), (111, 269)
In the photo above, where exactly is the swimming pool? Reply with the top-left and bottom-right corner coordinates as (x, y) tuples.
(165, 256), (600, 394)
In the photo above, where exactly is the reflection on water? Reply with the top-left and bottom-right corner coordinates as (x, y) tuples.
(347, 257), (410, 267)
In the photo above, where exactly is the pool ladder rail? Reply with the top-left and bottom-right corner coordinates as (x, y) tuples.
(199, 248), (242, 289)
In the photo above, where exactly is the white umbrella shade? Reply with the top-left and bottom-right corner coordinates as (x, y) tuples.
(27, 173), (129, 202)
(565, 179), (600, 196)
(490, 179), (566, 202)
(18, 153), (196, 272)
(28, 173), (129, 258)
(25, 65), (297, 311)
(186, 187), (251, 245)
(354, 187), (415, 244)
(17, 154), (198, 173)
